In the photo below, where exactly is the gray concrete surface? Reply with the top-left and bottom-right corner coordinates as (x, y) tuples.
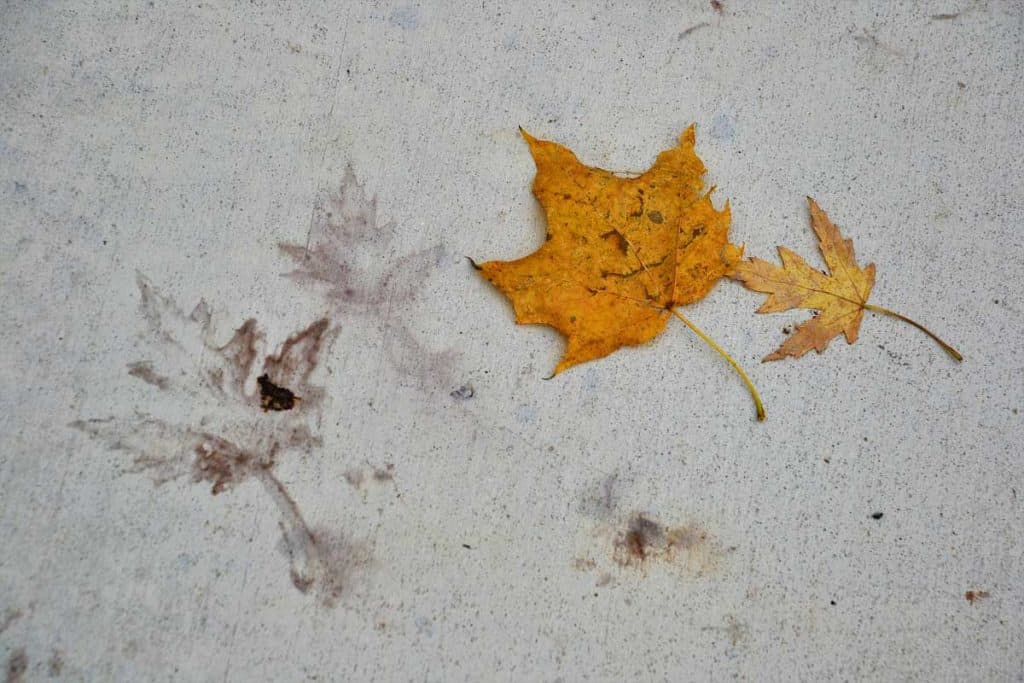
(2, 1), (1022, 681)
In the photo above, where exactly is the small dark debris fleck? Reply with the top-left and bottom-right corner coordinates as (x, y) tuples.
(257, 374), (298, 411)
(965, 590), (990, 604)
(462, 543), (472, 549)
(782, 325), (792, 335)
(450, 384), (474, 400)
(958, 81), (967, 89)
(711, 0), (724, 12)
(870, 512), (884, 520)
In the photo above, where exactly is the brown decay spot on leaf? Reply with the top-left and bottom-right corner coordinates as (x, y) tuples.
(5, 649), (27, 683)
(72, 276), (362, 606)
(279, 166), (456, 393)
(965, 590), (990, 604)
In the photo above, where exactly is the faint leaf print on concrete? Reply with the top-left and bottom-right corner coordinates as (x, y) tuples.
(73, 275), (368, 606)
(280, 166), (456, 392)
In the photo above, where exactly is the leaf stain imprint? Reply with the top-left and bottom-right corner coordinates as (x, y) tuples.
(72, 275), (366, 605)
(280, 167), (457, 392)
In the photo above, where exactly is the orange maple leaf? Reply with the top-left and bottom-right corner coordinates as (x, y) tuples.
(474, 126), (764, 419)
(731, 198), (962, 362)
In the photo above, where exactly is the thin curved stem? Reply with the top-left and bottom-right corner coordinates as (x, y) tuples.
(670, 308), (766, 421)
(863, 303), (962, 362)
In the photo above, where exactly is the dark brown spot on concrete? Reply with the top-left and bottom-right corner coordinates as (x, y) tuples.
(612, 512), (716, 570)
(965, 590), (990, 604)
(257, 374), (298, 411)
(711, 0), (724, 12)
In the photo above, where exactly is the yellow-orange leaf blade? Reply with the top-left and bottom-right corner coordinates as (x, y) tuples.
(731, 198), (876, 361)
(477, 127), (739, 375)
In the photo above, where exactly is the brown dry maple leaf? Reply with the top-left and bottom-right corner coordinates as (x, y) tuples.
(731, 197), (962, 362)
(474, 126), (764, 419)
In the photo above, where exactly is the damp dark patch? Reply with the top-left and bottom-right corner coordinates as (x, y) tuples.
(450, 384), (474, 400)
(279, 167), (457, 393)
(5, 649), (27, 683)
(257, 374), (298, 411)
(72, 276), (358, 606)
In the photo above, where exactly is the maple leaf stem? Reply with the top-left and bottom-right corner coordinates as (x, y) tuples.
(862, 304), (963, 361)
(669, 308), (766, 421)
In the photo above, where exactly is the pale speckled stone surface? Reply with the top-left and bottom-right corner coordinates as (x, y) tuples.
(1, 1), (1022, 681)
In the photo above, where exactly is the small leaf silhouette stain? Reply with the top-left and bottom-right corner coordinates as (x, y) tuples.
(279, 167), (456, 392)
